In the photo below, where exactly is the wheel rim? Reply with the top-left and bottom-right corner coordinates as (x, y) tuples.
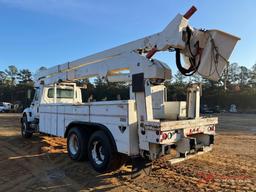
(69, 134), (79, 155)
(91, 141), (105, 165)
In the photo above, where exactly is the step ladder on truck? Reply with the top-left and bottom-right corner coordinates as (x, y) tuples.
(21, 6), (240, 173)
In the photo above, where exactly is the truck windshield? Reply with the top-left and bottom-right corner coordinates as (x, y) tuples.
(0, 102), (3, 106)
(47, 88), (74, 99)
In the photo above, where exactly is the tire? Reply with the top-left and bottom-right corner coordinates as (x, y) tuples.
(67, 127), (88, 161)
(21, 115), (33, 138)
(88, 130), (122, 173)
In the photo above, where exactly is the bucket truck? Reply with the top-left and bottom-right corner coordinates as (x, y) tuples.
(21, 6), (239, 172)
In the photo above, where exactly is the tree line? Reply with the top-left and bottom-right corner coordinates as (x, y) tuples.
(0, 63), (255, 112)
(0, 65), (34, 110)
(167, 63), (256, 112)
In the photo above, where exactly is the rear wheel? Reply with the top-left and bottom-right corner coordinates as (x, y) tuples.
(21, 115), (33, 138)
(67, 127), (88, 161)
(88, 130), (122, 173)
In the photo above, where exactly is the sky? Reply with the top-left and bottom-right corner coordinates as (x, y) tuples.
(0, 0), (255, 74)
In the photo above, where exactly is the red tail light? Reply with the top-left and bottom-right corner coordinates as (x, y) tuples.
(162, 133), (168, 140)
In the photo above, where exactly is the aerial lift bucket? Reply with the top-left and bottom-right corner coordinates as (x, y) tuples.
(198, 30), (240, 81)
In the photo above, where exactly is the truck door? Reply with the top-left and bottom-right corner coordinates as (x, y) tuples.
(31, 88), (40, 119)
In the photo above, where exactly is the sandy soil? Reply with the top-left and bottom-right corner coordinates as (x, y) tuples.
(0, 113), (255, 192)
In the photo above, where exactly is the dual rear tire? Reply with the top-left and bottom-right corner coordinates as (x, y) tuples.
(67, 128), (122, 173)
(67, 127), (88, 161)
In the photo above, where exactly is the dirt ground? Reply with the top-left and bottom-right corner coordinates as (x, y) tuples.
(0, 113), (255, 192)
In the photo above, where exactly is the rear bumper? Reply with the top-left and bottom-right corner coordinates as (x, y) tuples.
(144, 117), (218, 131)
(143, 117), (217, 145)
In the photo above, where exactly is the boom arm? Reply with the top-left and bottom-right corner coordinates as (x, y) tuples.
(35, 6), (239, 86)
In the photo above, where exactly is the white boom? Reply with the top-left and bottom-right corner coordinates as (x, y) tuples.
(35, 6), (239, 86)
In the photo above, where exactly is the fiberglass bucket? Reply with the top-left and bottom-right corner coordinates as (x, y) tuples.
(197, 30), (240, 81)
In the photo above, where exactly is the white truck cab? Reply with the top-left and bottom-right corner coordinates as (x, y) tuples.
(24, 83), (83, 119)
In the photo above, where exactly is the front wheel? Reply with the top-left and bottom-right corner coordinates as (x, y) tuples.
(21, 115), (33, 138)
(88, 130), (122, 173)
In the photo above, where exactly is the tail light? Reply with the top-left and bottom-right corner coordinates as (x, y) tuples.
(162, 133), (168, 140)
(161, 132), (173, 142)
